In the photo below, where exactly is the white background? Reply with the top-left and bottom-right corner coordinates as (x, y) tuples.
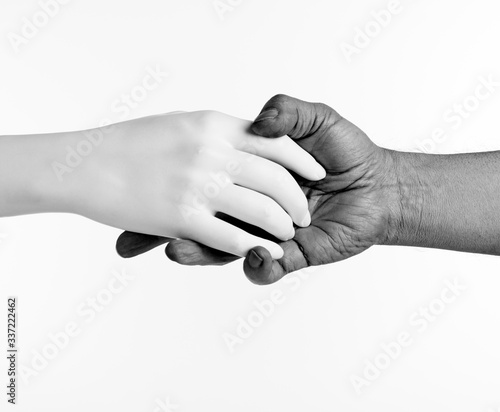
(2, 0), (500, 411)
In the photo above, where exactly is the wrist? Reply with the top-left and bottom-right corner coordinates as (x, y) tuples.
(36, 131), (85, 215)
(49, 127), (116, 218)
(381, 149), (430, 247)
(0, 132), (82, 216)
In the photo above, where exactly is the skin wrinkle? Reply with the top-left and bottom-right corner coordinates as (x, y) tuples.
(336, 226), (354, 258)
(313, 224), (347, 261)
(292, 105), (301, 136)
(384, 150), (406, 246)
(339, 173), (369, 193)
(309, 104), (328, 137)
(415, 171), (426, 246)
(291, 237), (312, 267)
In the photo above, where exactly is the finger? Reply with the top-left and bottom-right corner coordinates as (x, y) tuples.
(116, 231), (171, 258)
(217, 113), (325, 181)
(251, 94), (340, 139)
(236, 135), (325, 181)
(165, 239), (239, 266)
(243, 246), (274, 285)
(184, 213), (284, 259)
(116, 210), (275, 265)
(213, 184), (295, 241)
(243, 238), (309, 285)
(167, 211), (280, 266)
(231, 150), (311, 227)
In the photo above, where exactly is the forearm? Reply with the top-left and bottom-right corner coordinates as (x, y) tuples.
(0, 132), (80, 217)
(386, 149), (500, 255)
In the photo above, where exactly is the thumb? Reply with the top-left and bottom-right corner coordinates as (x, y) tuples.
(243, 246), (274, 285)
(251, 94), (340, 139)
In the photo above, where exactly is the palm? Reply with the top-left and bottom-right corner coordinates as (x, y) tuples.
(273, 134), (390, 276)
(290, 183), (386, 268)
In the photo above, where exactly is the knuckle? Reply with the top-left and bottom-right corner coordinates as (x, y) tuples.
(197, 110), (224, 129)
(315, 102), (341, 125)
(185, 144), (210, 171)
(187, 110), (225, 141)
(270, 93), (290, 107)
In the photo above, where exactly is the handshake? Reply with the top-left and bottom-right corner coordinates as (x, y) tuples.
(3, 94), (494, 285)
(113, 94), (403, 284)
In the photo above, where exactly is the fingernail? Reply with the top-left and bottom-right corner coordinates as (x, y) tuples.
(254, 108), (279, 123)
(315, 163), (326, 180)
(248, 250), (263, 268)
(300, 212), (311, 227)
